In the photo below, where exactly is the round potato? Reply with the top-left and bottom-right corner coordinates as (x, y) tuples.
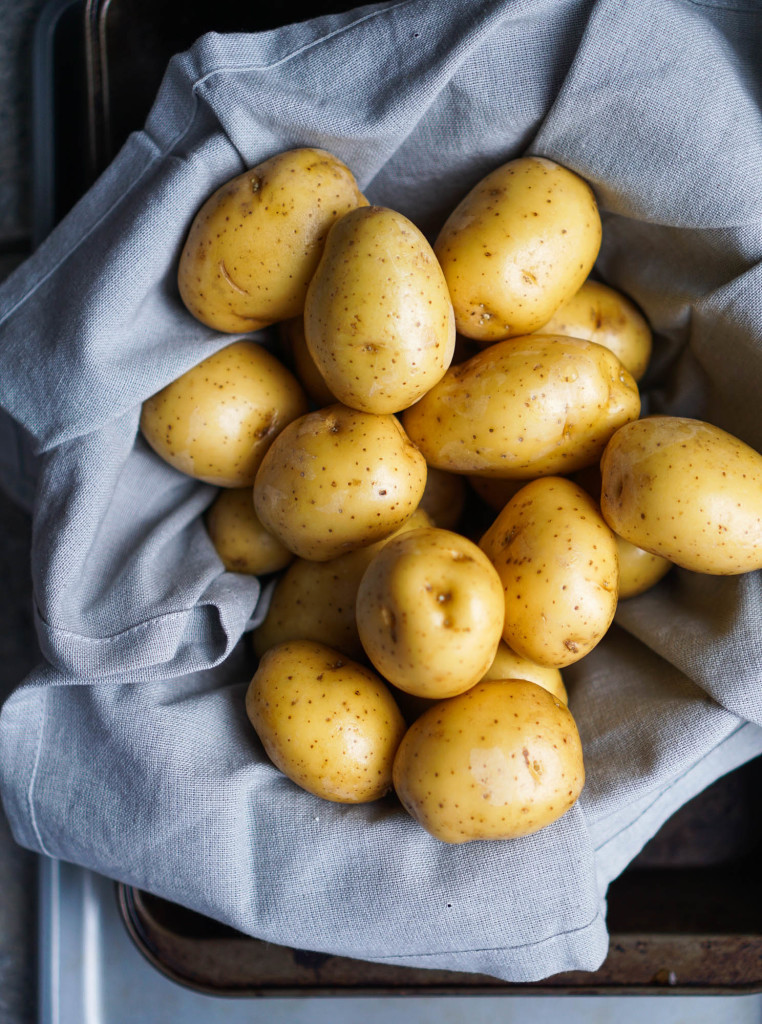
(534, 279), (652, 381)
(434, 156), (602, 343)
(178, 148), (367, 333)
(402, 335), (640, 478)
(205, 488), (293, 575)
(601, 416), (762, 574)
(304, 206), (455, 414)
(280, 317), (336, 407)
(140, 340), (308, 486)
(616, 536), (672, 599)
(482, 642), (567, 703)
(392, 680), (585, 843)
(246, 641), (406, 803)
(481, 476), (619, 667)
(356, 528), (505, 699)
(253, 403), (427, 561)
(418, 467), (467, 530)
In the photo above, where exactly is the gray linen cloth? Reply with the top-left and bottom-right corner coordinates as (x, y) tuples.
(1, 0), (762, 982)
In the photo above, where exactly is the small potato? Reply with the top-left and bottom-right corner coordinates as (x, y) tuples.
(468, 475), (527, 512)
(616, 536), (672, 599)
(402, 335), (640, 478)
(418, 467), (467, 530)
(601, 416), (762, 574)
(533, 279), (652, 381)
(482, 642), (567, 704)
(305, 207), (455, 414)
(205, 488), (293, 576)
(254, 404), (427, 561)
(246, 641), (406, 803)
(253, 509), (432, 660)
(434, 156), (602, 343)
(280, 317), (336, 407)
(481, 477), (619, 667)
(393, 680), (585, 843)
(357, 528), (505, 699)
(178, 148), (367, 333)
(140, 340), (308, 486)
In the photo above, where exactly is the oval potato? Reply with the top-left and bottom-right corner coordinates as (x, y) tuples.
(280, 317), (336, 407)
(206, 488), (293, 575)
(482, 641), (567, 703)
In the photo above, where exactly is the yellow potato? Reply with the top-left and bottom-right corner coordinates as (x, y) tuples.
(481, 477), (619, 667)
(280, 317), (336, 407)
(482, 641), (567, 703)
(393, 680), (584, 843)
(253, 403), (427, 561)
(402, 335), (640, 478)
(252, 509), (432, 660)
(418, 467), (467, 530)
(206, 488), (293, 575)
(178, 148), (367, 333)
(601, 416), (762, 574)
(468, 475), (527, 511)
(356, 528), (505, 699)
(434, 156), (602, 343)
(304, 206), (455, 413)
(140, 340), (307, 486)
(616, 536), (672, 599)
(534, 279), (652, 381)
(246, 641), (406, 804)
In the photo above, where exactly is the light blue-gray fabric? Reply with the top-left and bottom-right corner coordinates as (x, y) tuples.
(1, 0), (762, 982)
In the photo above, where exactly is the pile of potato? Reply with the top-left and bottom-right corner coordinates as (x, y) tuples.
(140, 148), (762, 845)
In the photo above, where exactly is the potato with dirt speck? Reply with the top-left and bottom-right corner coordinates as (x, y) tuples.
(205, 488), (293, 575)
(140, 340), (308, 486)
(434, 156), (602, 343)
(304, 206), (455, 414)
(356, 527), (505, 699)
(178, 148), (367, 333)
(402, 335), (640, 479)
(533, 279), (652, 381)
(246, 640), (406, 803)
(392, 680), (584, 843)
(253, 403), (427, 561)
(481, 642), (567, 703)
(480, 476), (619, 667)
(601, 416), (762, 574)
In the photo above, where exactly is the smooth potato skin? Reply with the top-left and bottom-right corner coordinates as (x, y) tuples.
(305, 206), (455, 414)
(534, 279), (652, 381)
(246, 641), (406, 803)
(402, 335), (640, 478)
(481, 641), (567, 703)
(178, 148), (367, 333)
(616, 535), (672, 599)
(601, 417), (762, 574)
(392, 680), (584, 843)
(481, 477), (619, 667)
(206, 488), (293, 575)
(140, 340), (308, 486)
(434, 156), (602, 343)
(280, 317), (336, 407)
(418, 467), (467, 530)
(253, 404), (427, 561)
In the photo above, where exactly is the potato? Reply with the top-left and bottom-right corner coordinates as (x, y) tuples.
(252, 508), (432, 660)
(418, 467), (467, 530)
(246, 640), (406, 803)
(205, 488), (293, 575)
(356, 528), (505, 699)
(434, 156), (602, 343)
(402, 335), (640, 478)
(178, 148), (367, 333)
(140, 340), (308, 486)
(601, 416), (762, 574)
(616, 536), (672, 599)
(280, 317), (336, 407)
(253, 403), (427, 561)
(533, 279), (652, 381)
(482, 641), (567, 703)
(481, 477), (619, 667)
(304, 207), (455, 413)
(468, 475), (527, 511)
(392, 680), (584, 843)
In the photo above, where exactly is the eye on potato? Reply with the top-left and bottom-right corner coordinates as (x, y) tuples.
(206, 487), (293, 575)
(178, 148), (367, 333)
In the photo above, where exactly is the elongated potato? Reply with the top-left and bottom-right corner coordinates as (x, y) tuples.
(402, 335), (640, 478)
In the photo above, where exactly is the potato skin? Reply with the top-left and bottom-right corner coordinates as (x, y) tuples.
(434, 156), (601, 343)
(140, 340), (308, 486)
(418, 467), (467, 530)
(534, 279), (652, 382)
(178, 148), (367, 333)
(402, 335), (640, 478)
(616, 536), (672, 599)
(392, 680), (584, 843)
(305, 206), (455, 414)
(481, 477), (619, 667)
(356, 528), (505, 699)
(206, 488), (293, 575)
(246, 641), (406, 803)
(280, 317), (336, 407)
(253, 403), (427, 561)
(481, 641), (567, 703)
(601, 416), (762, 574)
